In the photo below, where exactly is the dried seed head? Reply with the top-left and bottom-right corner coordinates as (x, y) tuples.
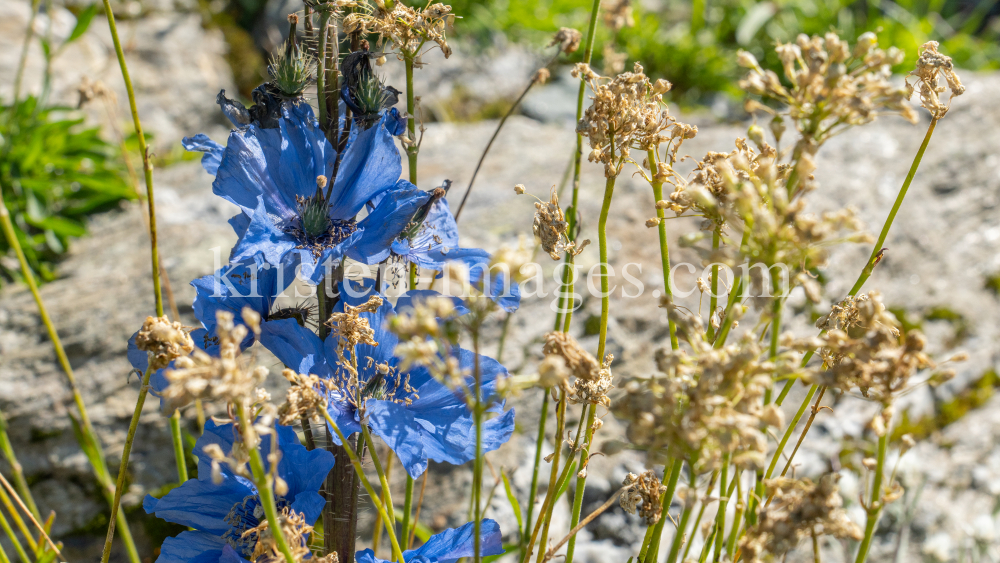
(906, 41), (965, 119)
(534, 68), (551, 84)
(739, 474), (862, 562)
(549, 27), (582, 54)
(514, 184), (526, 195)
(542, 332), (614, 406)
(344, 2), (454, 59)
(531, 185), (590, 260)
(620, 470), (667, 524)
(278, 369), (333, 425)
(601, 0), (634, 32)
(135, 316), (195, 370)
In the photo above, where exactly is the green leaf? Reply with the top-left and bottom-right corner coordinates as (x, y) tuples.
(502, 471), (524, 533)
(64, 4), (98, 46)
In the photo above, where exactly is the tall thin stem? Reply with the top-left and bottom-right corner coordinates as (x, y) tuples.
(404, 54), (418, 185)
(0, 188), (138, 563)
(706, 228), (721, 341)
(12, 0), (41, 106)
(596, 171), (617, 360)
(663, 468), (699, 563)
(521, 391), (549, 561)
(169, 411), (188, 482)
(641, 459), (682, 563)
(473, 332), (484, 562)
(564, 405), (596, 563)
(236, 403), (296, 563)
(316, 8), (331, 132)
(99, 0), (162, 318)
(854, 432), (888, 563)
(647, 149), (678, 350)
(0, 408), (40, 520)
(400, 474), (414, 553)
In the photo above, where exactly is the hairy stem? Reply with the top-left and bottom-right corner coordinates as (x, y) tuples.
(405, 54), (418, 185)
(324, 412), (406, 563)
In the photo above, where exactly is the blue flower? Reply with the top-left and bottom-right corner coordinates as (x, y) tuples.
(144, 419), (334, 563)
(259, 284), (515, 478)
(349, 188), (460, 271)
(428, 248), (523, 313)
(356, 519), (504, 563)
(188, 99), (404, 283)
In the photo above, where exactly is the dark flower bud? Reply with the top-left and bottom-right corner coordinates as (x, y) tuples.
(341, 50), (401, 129)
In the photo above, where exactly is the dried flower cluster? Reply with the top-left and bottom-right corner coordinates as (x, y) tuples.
(162, 310), (267, 410)
(739, 474), (862, 562)
(548, 27), (582, 54)
(542, 332), (614, 406)
(134, 315), (194, 370)
(739, 32), (917, 157)
(789, 291), (963, 405)
(618, 329), (795, 472)
(574, 62), (696, 177)
(601, 0), (634, 32)
(278, 369), (332, 425)
(907, 41), (966, 119)
(620, 470), (666, 525)
(344, 2), (455, 59)
(248, 507), (338, 563)
(526, 186), (590, 260)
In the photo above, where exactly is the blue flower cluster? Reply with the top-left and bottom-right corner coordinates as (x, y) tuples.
(138, 88), (518, 561)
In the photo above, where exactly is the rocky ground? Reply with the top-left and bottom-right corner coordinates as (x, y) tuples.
(1, 0), (1000, 561)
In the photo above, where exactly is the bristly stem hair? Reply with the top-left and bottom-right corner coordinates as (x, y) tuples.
(0, 188), (141, 563)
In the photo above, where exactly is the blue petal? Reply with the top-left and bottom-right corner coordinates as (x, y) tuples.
(327, 114), (402, 220)
(194, 419), (242, 477)
(219, 544), (252, 563)
(289, 491), (326, 527)
(386, 108), (407, 136)
(143, 476), (252, 535)
(126, 330), (148, 373)
(154, 530), (229, 563)
(276, 102), (336, 206)
(290, 231), (362, 285)
(355, 548), (383, 563)
(349, 181), (430, 265)
(367, 399), (428, 478)
(182, 134), (225, 176)
(406, 519), (505, 563)
(191, 254), (275, 345)
(269, 424), (334, 504)
(408, 198), (460, 270)
(229, 197), (298, 265)
(324, 394), (363, 444)
(213, 126), (295, 220)
(229, 212), (251, 240)
(429, 248), (522, 312)
(260, 318), (333, 378)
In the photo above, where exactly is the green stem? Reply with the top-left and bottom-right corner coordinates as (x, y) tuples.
(712, 454), (730, 562)
(101, 364), (155, 562)
(0, 500), (29, 563)
(237, 403), (296, 563)
(0, 188), (137, 563)
(706, 228), (721, 341)
(849, 118), (937, 297)
(99, 0), (162, 318)
(521, 391), (549, 561)
(323, 412), (405, 563)
(401, 474), (414, 551)
(715, 467), (740, 562)
(361, 427), (395, 528)
(0, 408), (40, 520)
(712, 275), (744, 349)
(765, 273), (783, 405)
(681, 471), (718, 562)
(12, 0), (40, 106)
(596, 172), (617, 360)
(855, 432), (888, 563)
(641, 459), (682, 563)
(522, 391), (567, 563)
(169, 411), (188, 482)
(473, 332), (484, 562)
(664, 469), (699, 563)
(409, 262), (417, 290)
(564, 405), (598, 563)
(316, 8), (331, 131)
(0, 484), (36, 554)
(764, 384), (818, 481)
(404, 54), (418, 185)
(647, 149), (678, 350)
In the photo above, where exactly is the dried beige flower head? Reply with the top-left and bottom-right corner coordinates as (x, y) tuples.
(344, 2), (455, 59)
(620, 470), (666, 525)
(549, 27), (582, 54)
(542, 332), (614, 406)
(162, 310), (267, 409)
(527, 186), (590, 260)
(739, 474), (862, 563)
(247, 507), (337, 562)
(739, 32), (917, 159)
(618, 332), (795, 472)
(135, 315), (195, 370)
(907, 41), (965, 119)
(326, 295), (384, 351)
(389, 295), (455, 340)
(278, 369), (332, 425)
(575, 62), (696, 177)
